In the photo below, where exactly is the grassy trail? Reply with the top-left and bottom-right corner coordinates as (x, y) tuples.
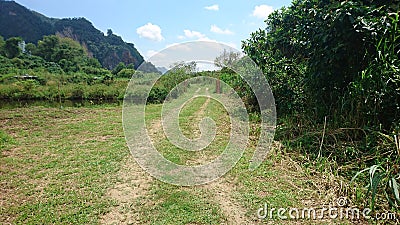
(0, 97), (353, 224)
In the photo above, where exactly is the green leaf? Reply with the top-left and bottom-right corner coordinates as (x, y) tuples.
(370, 171), (383, 210)
(350, 167), (370, 183)
(369, 164), (381, 185)
(390, 177), (400, 203)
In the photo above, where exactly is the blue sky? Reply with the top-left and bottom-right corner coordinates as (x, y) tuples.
(14, 0), (292, 59)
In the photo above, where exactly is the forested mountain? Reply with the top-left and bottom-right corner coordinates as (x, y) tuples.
(0, 0), (55, 43)
(0, 0), (157, 72)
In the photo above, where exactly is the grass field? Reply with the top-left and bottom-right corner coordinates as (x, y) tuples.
(0, 99), (367, 224)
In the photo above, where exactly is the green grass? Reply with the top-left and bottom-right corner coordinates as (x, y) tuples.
(146, 95), (229, 166)
(137, 89), (351, 224)
(138, 183), (225, 224)
(1, 102), (361, 224)
(0, 106), (128, 224)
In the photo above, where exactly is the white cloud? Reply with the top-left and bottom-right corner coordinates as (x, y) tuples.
(146, 50), (158, 59)
(136, 23), (164, 42)
(175, 30), (237, 49)
(205, 4), (219, 11)
(252, 5), (274, 19)
(210, 25), (234, 35)
(183, 30), (207, 39)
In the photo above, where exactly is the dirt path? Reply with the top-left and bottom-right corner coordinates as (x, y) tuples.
(102, 87), (254, 224)
(100, 155), (153, 225)
(190, 89), (253, 224)
(101, 109), (160, 224)
(203, 179), (252, 224)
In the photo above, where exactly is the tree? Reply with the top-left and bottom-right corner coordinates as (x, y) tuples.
(0, 36), (5, 56)
(214, 49), (241, 69)
(126, 63), (135, 69)
(107, 29), (113, 36)
(35, 35), (93, 72)
(53, 36), (86, 63)
(4, 37), (22, 58)
(112, 62), (126, 75)
(117, 68), (136, 78)
(169, 61), (197, 74)
(25, 43), (36, 55)
(242, 0), (396, 116)
(36, 35), (59, 61)
(85, 57), (102, 68)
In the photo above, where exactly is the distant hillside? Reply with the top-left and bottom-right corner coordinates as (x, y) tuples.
(0, 0), (55, 43)
(0, 0), (157, 72)
(157, 67), (169, 74)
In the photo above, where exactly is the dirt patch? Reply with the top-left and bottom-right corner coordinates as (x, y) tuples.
(101, 106), (160, 224)
(202, 178), (253, 224)
(193, 90), (253, 224)
(100, 156), (153, 225)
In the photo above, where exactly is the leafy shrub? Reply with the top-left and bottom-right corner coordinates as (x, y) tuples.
(70, 87), (85, 99)
(116, 68), (135, 78)
(242, 0), (400, 212)
(147, 86), (168, 104)
(81, 66), (111, 76)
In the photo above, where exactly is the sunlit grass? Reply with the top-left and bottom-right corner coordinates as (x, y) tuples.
(0, 103), (356, 224)
(0, 106), (128, 224)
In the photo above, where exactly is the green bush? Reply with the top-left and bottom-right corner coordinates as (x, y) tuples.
(148, 86), (168, 104)
(242, 0), (400, 211)
(116, 68), (135, 78)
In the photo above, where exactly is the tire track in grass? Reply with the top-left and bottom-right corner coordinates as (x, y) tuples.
(100, 106), (160, 224)
(182, 88), (252, 224)
(148, 86), (252, 224)
(203, 178), (252, 224)
(103, 87), (251, 224)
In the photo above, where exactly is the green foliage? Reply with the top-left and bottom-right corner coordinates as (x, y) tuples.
(116, 68), (135, 78)
(85, 57), (102, 68)
(35, 35), (58, 61)
(348, 13), (400, 129)
(243, 0), (398, 117)
(0, 34), (118, 80)
(81, 66), (111, 77)
(147, 86), (169, 104)
(0, 35), (4, 55)
(4, 37), (22, 58)
(214, 49), (241, 68)
(143, 62), (197, 104)
(53, 18), (149, 70)
(34, 35), (90, 72)
(112, 62), (126, 75)
(0, 0), (154, 70)
(24, 42), (36, 55)
(219, 70), (259, 112)
(243, 0), (400, 212)
(0, 1), (55, 43)
(351, 161), (400, 210)
(0, 35), (134, 102)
